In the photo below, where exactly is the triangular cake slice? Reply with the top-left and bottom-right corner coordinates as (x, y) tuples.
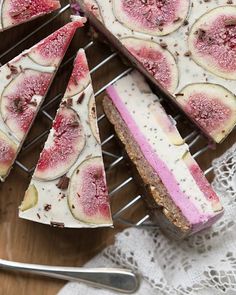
(19, 49), (113, 228)
(0, 18), (86, 182)
(103, 70), (223, 239)
(0, 0), (61, 31)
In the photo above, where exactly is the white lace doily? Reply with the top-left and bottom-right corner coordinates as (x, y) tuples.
(58, 143), (236, 295)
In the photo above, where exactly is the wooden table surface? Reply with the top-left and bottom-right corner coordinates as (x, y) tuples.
(0, 2), (235, 294)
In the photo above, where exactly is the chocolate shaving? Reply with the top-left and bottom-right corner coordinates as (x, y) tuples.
(56, 175), (70, 190)
(184, 51), (192, 57)
(28, 100), (37, 107)
(175, 93), (184, 96)
(68, 121), (80, 128)
(160, 42), (168, 49)
(50, 222), (65, 228)
(13, 98), (24, 113)
(225, 19), (236, 26)
(197, 28), (206, 40)
(173, 17), (182, 23)
(66, 98), (73, 107)
(77, 92), (85, 104)
(44, 204), (52, 212)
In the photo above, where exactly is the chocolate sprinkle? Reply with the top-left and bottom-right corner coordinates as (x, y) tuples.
(56, 175), (70, 190)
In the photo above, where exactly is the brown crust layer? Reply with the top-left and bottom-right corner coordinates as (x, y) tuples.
(103, 95), (191, 239)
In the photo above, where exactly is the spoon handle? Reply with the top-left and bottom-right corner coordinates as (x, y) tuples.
(0, 259), (139, 294)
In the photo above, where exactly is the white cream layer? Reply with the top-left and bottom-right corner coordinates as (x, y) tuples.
(107, 71), (219, 222)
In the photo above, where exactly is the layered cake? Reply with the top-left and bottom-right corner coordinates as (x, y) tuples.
(0, 18), (86, 182)
(76, 0), (236, 143)
(0, 0), (61, 31)
(103, 71), (223, 238)
(19, 49), (113, 228)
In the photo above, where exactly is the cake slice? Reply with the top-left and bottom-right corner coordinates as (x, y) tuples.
(19, 49), (113, 228)
(0, 18), (86, 182)
(75, 1), (236, 143)
(103, 71), (223, 239)
(0, 0), (61, 31)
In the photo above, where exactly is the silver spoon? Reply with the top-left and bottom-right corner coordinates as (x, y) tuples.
(0, 259), (139, 293)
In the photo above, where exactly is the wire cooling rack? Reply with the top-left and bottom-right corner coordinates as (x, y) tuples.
(0, 3), (223, 228)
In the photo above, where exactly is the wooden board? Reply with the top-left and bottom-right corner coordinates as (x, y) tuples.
(0, 2), (235, 294)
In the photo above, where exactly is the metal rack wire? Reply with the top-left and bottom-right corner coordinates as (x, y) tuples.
(1, 4), (218, 228)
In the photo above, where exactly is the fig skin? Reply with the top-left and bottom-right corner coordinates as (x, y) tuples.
(19, 184), (38, 212)
(88, 95), (100, 143)
(176, 83), (236, 143)
(0, 130), (17, 179)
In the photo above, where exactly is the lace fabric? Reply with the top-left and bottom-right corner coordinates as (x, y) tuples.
(58, 143), (236, 295)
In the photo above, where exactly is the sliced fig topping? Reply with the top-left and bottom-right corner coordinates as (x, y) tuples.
(19, 184), (38, 212)
(65, 50), (90, 97)
(1, 0), (60, 29)
(176, 83), (236, 143)
(1, 69), (52, 141)
(182, 152), (222, 212)
(68, 157), (112, 224)
(113, 0), (189, 36)
(34, 107), (86, 181)
(28, 21), (85, 66)
(149, 103), (184, 146)
(0, 130), (17, 179)
(189, 6), (236, 80)
(122, 37), (178, 92)
(56, 175), (70, 190)
(88, 95), (100, 143)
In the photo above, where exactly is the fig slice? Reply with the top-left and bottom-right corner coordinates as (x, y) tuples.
(88, 94), (100, 143)
(19, 184), (38, 212)
(0, 130), (17, 179)
(188, 6), (236, 80)
(68, 156), (112, 224)
(113, 0), (189, 36)
(176, 83), (236, 143)
(1, 69), (52, 141)
(65, 49), (90, 97)
(34, 106), (86, 181)
(182, 152), (222, 212)
(1, 0), (60, 31)
(122, 37), (178, 92)
(28, 18), (86, 67)
(150, 103), (185, 146)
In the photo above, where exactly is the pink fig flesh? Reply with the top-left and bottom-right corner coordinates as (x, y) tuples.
(176, 83), (236, 143)
(113, 0), (189, 36)
(68, 157), (112, 224)
(183, 152), (222, 212)
(122, 37), (178, 92)
(2, 0), (60, 29)
(189, 6), (236, 80)
(0, 130), (17, 179)
(1, 69), (52, 141)
(34, 107), (86, 180)
(29, 21), (85, 66)
(65, 50), (90, 97)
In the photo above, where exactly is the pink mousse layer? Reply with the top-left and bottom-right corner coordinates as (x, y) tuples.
(106, 85), (216, 229)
